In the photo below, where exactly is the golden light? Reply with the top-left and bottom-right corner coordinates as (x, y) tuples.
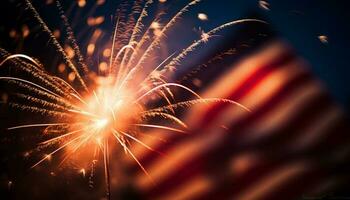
(22, 25), (30, 38)
(96, 137), (102, 146)
(99, 62), (108, 72)
(87, 16), (105, 26)
(58, 63), (66, 73)
(94, 118), (109, 129)
(87, 17), (95, 26)
(197, 13), (208, 21)
(64, 45), (75, 59)
(92, 29), (102, 40)
(192, 78), (202, 87)
(318, 35), (328, 44)
(103, 48), (111, 57)
(87, 43), (95, 55)
(95, 16), (105, 25)
(153, 29), (162, 37)
(79, 168), (86, 177)
(45, 154), (52, 161)
(201, 31), (210, 43)
(7, 181), (12, 190)
(69, 79), (137, 149)
(151, 22), (161, 29)
(23, 151), (30, 158)
(2, 2), (260, 199)
(150, 22), (162, 36)
(53, 29), (60, 38)
(259, 0), (270, 11)
(77, 0), (86, 8)
(68, 72), (76, 82)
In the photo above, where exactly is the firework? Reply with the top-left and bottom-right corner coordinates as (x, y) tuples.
(0, 0), (264, 199)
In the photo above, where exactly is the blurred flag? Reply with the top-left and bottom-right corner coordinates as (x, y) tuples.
(121, 19), (350, 200)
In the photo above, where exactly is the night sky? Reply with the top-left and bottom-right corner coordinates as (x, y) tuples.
(1, 0), (350, 199)
(2, 0), (350, 107)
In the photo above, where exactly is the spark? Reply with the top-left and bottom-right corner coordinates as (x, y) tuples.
(7, 123), (68, 130)
(318, 35), (328, 44)
(8, 181), (13, 190)
(53, 29), (60, 38)
(0, 54), (41, 67)
(22, 25), (30, 38)
(201, 30), (210, 43)
(0, 1), (263, 199)
(259, 0), (270, 11)
(103, 48), (111, 57)
(198, 13), (208, 21)
(80, 168), (86, 177)
(9, 30), (17, 38)
(87, 43), (95, 55)
(77, 0), (86, 8)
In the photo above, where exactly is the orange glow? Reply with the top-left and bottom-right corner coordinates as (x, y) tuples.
(45, 154), (52, 161)
(9, 29), (16, 38)
(192, 78), (202, 87)
(64, 45), (75, 59)
(97, 0), (105, 5)
(103, 48), (111, 57)
(87, 16), (105, 26)
(87, 43), (95, 55)
(68, 72), (76, 82)
(99, 62), (108, 72)
(53, 29), (60, 38)
(1, 93), (8, 103)
(91, 29), (102, 40)
(318, 35), (328, 44)
(58, 63), (66, 73)
(87, 17), (95, 26)
(63, 77), (144, 165)
(77, 0), (86, 7)
(95, 16), (105, 25)
(79, 168), (86, 177)
(22, 25), (30, 38)
(2, 2), (263, 198)
(151, 22), (161, 29)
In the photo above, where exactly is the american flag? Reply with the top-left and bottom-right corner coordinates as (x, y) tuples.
(119, 23), (350, 200)
(1, 1), (349, 199)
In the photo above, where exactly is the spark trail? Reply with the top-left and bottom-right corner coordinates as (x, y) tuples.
(0, 0), (263, 199)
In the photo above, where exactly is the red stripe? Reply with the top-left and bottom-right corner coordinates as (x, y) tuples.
(133, 51), (296, 169)
(141, 75), (328, 197)
(164, 94), (332, 199)
(197, 51), (295, 127)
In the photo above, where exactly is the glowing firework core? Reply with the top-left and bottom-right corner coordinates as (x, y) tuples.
(71, 77), (142, 148)
(0, 1), (262, 199)
(94, 118), (109, 129)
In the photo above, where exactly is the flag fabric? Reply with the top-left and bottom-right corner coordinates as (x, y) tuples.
(122, 38), (350, 200)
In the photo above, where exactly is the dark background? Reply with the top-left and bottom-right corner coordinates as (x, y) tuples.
(1, 0), (350, 109)
(1, 0), (350, 199)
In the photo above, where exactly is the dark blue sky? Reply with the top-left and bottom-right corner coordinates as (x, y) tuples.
(201, 0), (350, 110)
(2, 0), (350, 110)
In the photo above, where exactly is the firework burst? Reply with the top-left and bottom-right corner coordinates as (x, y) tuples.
(0, 0), (264, 199)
